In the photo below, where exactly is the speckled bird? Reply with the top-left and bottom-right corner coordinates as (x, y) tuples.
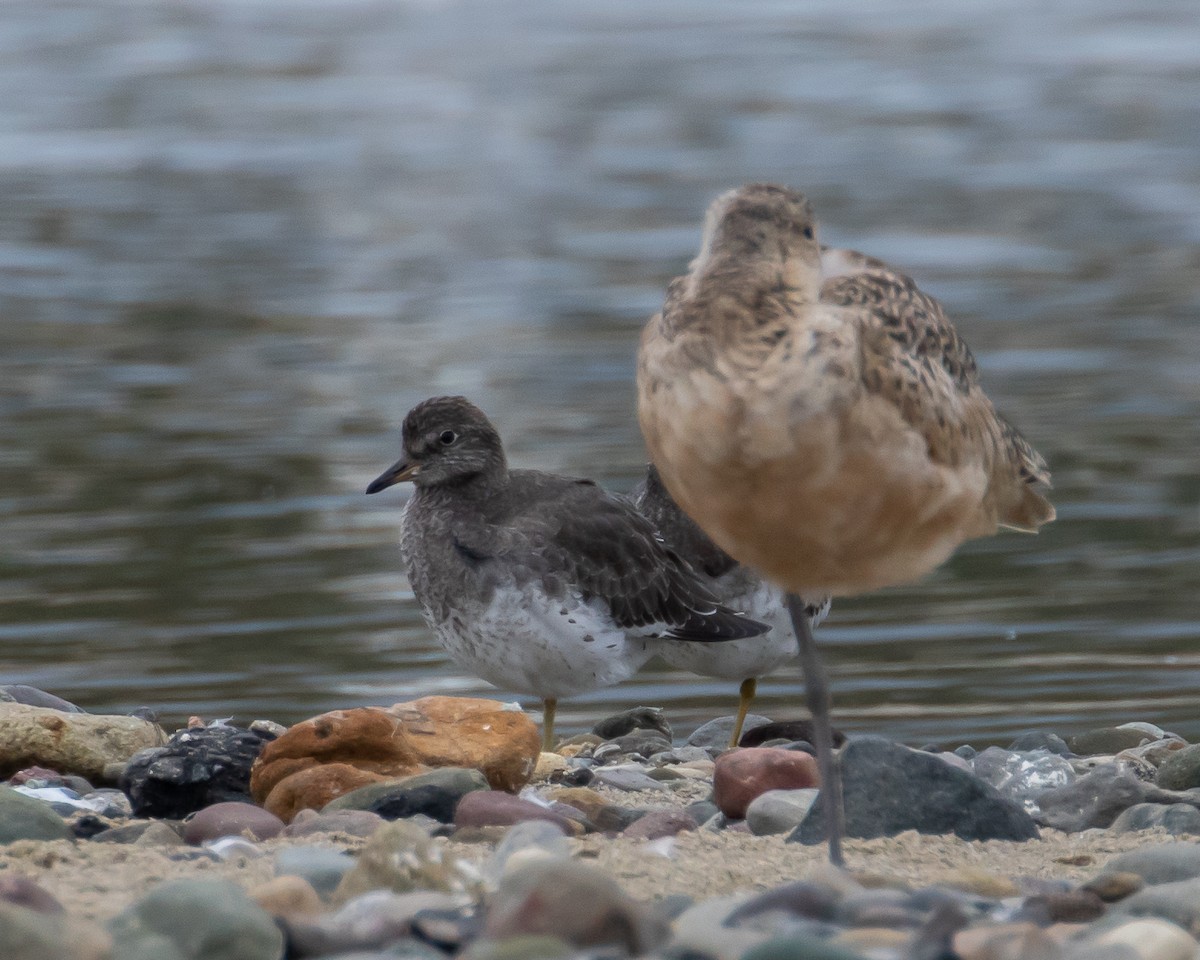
(637, 184), (1054, 863)
(366, 395), (768, 751)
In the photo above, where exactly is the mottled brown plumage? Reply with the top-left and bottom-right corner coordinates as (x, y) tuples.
(637, 183), (1055, 863)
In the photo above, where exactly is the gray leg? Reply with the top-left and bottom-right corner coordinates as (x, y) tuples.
(786, 593), (844, 866)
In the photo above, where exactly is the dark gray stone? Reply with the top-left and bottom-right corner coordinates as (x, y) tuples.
(120, 725), (274, 819)
(790, 737), (1038, 845)
(0, 685), (84, 713)
(592, 707), (672, 742)
(1068, 727), (1157, 756)
(738, 721), (844, 749)
(685, 714), (772, 751)
(275, 845), (355, 895)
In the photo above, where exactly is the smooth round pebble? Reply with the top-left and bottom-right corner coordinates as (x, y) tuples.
(183, 801), (284, 844)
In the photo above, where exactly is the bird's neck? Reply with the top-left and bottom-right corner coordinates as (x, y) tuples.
(421, 463), (510, 506)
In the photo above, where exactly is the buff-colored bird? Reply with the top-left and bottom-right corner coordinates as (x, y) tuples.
(637, 184), (1054, 864)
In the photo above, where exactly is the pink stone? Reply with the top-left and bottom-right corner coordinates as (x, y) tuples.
(454, 790), (574, 831)
(712, 748), (820, 820)
(621, 810), (698, 840)
(182, 800), (285, 844)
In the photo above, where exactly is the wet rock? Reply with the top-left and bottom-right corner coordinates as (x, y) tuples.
(261, 762), (388, 822)
(0, 703), (163, 784)
(0, 875), (63, 914)
(251, 699), (540, 820)
(0, 786), (71, 843)
(483, 859), (669, 954)
(1069, 727), (1158, 756)
(282, 807), (386, 838)
(746, 789), (819, 836)
(622, 809), (697, 839)
(358, 768), (490, 823)
(182, 801), (284, 844)
(1155, 745), (1200, 791)
(714, 748), (820, 820)
(0, 685), (84, 713)
(1112, 802), (1200, 836)
(685, 714), (772, 750)
(738, 720), (845, 749)
(108, 878), (283, 960)
(334, 821), (480, 901)
(792, 737), (1038, 844)
(592, 707), (672, 741)
(454, 791), (574, 831)
(1091, 917), (1199, 960)
(1105, 843), (1200, 885)
(972, 746), (1076, 814)
(1036, 763), (1177, 831)
(1008, 731), (1073, 756)
(120, 723), (272, 819)
(275, 845), (356, 895)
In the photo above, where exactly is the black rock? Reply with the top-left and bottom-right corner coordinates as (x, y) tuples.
(592, 707), (672, 742)
(71, 815), (111, 840)
(0, 685), (84, 713)
(725, 881), (841, 926)
(606, 731), (673, 760)
(552, 766), (594, 787)
(369, 785), (464, 824)
(790, 736), (1039, 845)
(119, 724), (275, 818)
(1008, 731), (1073, 756)
(738, 720), (845, 749)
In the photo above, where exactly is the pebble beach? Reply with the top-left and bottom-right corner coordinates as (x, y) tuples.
(4, 685), (1200, 960)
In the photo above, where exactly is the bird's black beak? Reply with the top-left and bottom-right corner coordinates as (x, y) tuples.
(366, 457), (420, 494)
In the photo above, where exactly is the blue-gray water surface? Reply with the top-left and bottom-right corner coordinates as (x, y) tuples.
(1, 0), (1198, 745)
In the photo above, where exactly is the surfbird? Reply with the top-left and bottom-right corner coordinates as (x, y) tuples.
(637, 184), (1055, 863)
(366, 395), (768, 751)
(633, 463), (831, 748)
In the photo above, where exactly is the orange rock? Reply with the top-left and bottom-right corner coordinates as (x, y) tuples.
(262, 763), (392, 822)
(251, 697), (540, 820)
(387, 696), (540, 792)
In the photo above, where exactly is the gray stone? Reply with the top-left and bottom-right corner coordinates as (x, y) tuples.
(670, 894), (768, 960)
(792, 737), (1038, 844)
(591, 766), (666, 792)
(275, 845), (356, 895)
(746, 789), (819, 836)
(1155, 745), (1200, 791)
(1112, 803), (1200, 837)
(325, 767), (488, 823)
(1106, 843), (1200, 885)
(0, 902), (79, 960)
(0, 787), (70, 843)
(0, 685), (84, 713)
(108, 878), (283, 960)
(1037, 763), (1189, 832)
(685, 715), (772, 751)
(485, 820), (571, 886)
(1008, 731), (1073, 756)
(739, 932), (867, 960)
(1110, 877), (1200, 936)
(335, 821), (480, 900)
(282, 889), (459, 956)
(0, 703), (163, 784)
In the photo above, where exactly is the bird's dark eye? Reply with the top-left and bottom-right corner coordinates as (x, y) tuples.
(439, 430), (457, 445)
(802, 226), (814, 240)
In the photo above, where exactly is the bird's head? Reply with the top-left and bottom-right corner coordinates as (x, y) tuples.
(366, 395), (506, 493)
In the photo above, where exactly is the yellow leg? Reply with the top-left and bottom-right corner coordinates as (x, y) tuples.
(542, 698), (557, 753)
(729, 677), (758, 748)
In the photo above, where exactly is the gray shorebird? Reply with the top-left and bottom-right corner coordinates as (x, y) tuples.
(637, 184), (1055, 863)
(633, 463), (831, 748)
(366, 395), (768, 751)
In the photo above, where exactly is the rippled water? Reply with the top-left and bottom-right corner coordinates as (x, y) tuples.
(2, 0), (1198, 745)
